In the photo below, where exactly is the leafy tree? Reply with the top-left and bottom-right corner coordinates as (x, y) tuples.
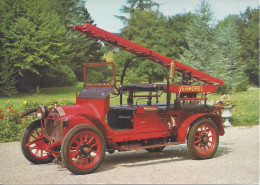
(52, 0), (104, 81)
(216, 15), (247, 93)
(237, 8), (259, 86)
(0, 0), (76, 92)
(115, 0), (159, 25)
(164, 12), (196, 59)
(113, 1), (197, 84)
(0, 56), (18, 96)
(180, 0), (218, 76)
(114, 10), (167, 84)
(0, 0), (104, 94)
(180, 0), (251, 93)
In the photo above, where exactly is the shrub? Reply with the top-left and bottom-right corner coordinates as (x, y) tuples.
(0, 57), (18, 97)
(0, 106), (35, 142)
(234, 80), (248, 92)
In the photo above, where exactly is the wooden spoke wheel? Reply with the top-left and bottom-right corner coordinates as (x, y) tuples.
(21, 121), (55, 164)
(61, 125), (106, 174)
(187, 118), (219, 159)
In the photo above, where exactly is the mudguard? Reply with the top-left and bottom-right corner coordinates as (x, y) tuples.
(58, 114), (112, 137)
(19, 108), (37, 118)
(177, 113), (224, 142)
(58, 113), (120, 150)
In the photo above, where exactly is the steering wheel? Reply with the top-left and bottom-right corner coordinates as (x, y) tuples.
(101, 80), (120, 96)
(111, 87), (120, 96)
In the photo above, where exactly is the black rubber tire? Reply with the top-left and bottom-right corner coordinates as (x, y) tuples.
(187, 118), (219, 160)
(21, 121), (55, 164)
(61, 124), (106, 175)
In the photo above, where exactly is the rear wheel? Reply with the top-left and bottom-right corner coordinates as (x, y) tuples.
(61, 124), (106, 174)
(187, 118), (219, 160)
(21, 121), (55, 164)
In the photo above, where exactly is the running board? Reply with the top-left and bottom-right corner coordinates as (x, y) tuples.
(121, 142), (185, 151)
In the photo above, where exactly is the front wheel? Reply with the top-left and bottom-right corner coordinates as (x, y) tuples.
(21, 121), (55, 164)
(187, 118), (219, 160)
(61, 124), (106, 174)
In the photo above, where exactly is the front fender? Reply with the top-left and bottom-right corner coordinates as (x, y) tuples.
(177, 113), (224, 142)
(62, 114), (113, 138)
(19, 108), (37, 118)
(61, 113), (119, 150)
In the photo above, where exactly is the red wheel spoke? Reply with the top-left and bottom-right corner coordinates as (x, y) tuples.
(194, 140), (200, 144)
(30, 145), (37, 150)
(195, 144), (200, 150)
(89, 155), (95, 162)
(194, 135), (200, 139)
(190, 122), (218, 156)
(31, 135), (37, 140)
(35, 129), (41, 138)
(197, 130), (202, 137)
(195, 132), (201, 138)
(79, 134), (83, 143)
(70, 151), (78, 158)
(80, 158), (84, 166)
(74, 156), (80, 164)
(73, 140), (80, 146)
(91, 142), (98, 147)
(204, 127), (209, 134)
(67, 128), (104, 172)
(88, 136), (94, 144)
(26, 125), (52, 160)
(34, 149), (39, 155)
(84, 134), (89, 142)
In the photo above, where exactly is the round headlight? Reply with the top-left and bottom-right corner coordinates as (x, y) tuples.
(36, 105), (47, 119)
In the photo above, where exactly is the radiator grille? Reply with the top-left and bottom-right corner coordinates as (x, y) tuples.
(44, 113), (63, 141)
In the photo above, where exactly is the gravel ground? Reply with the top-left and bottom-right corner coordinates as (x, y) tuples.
(0, 125), (259, 184)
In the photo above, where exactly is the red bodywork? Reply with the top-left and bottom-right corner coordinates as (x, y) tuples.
(21, 24), (225, 173)
(42, 24), (225, 153)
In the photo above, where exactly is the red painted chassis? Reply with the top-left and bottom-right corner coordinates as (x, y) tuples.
(20, 24), (225, 175)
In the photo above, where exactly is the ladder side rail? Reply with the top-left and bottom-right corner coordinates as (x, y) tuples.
(74, 24), (225, 85)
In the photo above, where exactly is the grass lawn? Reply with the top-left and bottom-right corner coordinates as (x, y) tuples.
(0, 82), (259, 126)
(207, 89), (259, 126)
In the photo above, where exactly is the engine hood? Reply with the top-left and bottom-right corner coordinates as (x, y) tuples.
(59, 104), (102, 120)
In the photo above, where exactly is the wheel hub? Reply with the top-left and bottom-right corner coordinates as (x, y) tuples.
(35, 140), (48, 150)
(83, 146), (91, 153)
(78, 143), (92, 157)
(200, 134), (209, 146)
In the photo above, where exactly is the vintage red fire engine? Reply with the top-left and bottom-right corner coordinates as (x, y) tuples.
(20, 23), (225, 175)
